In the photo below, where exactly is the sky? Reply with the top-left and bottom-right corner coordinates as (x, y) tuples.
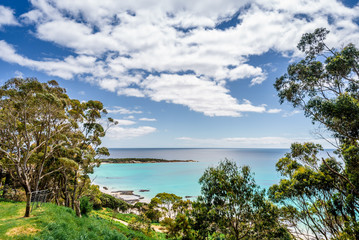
(0, 0), (358, 148)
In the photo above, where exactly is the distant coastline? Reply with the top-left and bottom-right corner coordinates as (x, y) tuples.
(101, 158), (198, 164)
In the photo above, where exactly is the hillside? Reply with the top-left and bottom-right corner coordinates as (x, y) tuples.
(0, 199), (165, 240)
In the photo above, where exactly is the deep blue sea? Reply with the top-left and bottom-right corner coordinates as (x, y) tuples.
(91, 148), (293, 200)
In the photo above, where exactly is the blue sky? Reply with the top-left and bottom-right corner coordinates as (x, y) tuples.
(0, 0), (358, 148)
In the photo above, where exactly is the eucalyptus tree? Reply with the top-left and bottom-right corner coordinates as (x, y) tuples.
(0, 78), (112, 217)
(193, 159), (290, 240)
(65, 99), (111, 213)
(38, 93), (114, 215)
(0, 78), (73, 217)
(271, 28), (359, 239)
(151, 192), (182, 218)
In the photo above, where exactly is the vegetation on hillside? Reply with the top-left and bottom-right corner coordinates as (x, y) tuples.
(0, 78), (117, 217)
(271, 28), (359, 239)
(1, 28), (359, 239)
(0, 199), (164, 240)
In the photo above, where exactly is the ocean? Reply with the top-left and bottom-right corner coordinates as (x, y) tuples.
(90, 148), (292, 200)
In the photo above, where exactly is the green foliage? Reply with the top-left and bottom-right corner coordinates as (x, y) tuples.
(0, 201), (165, 240)
(99, 193), (130, 211)
(151, 192), (182, 218)
(0, 201), (127, 240)
(144, 207), (162, 223)
(128, 215), (154, 237)
(161, 160), (290, 240)
(115, 212), (141, 222)
(273, 28), (359, 239)
(80, 196), (93, 216)
(0, 78), (112, 217)
(194, 159), (290, 240)
(162, 214), (198, 240)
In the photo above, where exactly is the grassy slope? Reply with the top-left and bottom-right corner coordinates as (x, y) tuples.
(0, 199), (165, 240)
(96, 208), (140, 222)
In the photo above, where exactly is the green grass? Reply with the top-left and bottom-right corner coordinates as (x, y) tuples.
(0, 199), (165, 240)
(95, 208), (166, 238)
(97, 208), (160, 225)
(93, 208), (139, 223)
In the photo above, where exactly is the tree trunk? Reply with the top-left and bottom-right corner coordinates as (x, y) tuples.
(0, 167), (3, 189)
(2, 172), (11, 198)
(64, 186), (70, 207)
(25, 191), (32, 217)
(75, 200), (81, 217)
(72, 172), (78, 210)
(55, 192), (60, 205)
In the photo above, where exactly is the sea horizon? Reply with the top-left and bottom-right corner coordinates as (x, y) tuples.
(91, 147), (335, 201)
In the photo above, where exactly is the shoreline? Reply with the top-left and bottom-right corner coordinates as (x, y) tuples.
(94, 158), (199, 204)
(98, 185), (151, 204)
(97, 184), (198, 204)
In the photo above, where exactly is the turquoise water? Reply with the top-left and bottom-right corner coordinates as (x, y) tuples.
(91, 148), (290, 200)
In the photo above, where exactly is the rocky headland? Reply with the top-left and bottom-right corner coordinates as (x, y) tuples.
(101, 158), (198, 164)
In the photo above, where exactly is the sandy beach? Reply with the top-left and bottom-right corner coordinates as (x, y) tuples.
(98, 185), (150, 204)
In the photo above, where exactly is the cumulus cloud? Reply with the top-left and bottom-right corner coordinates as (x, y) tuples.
(106, 125), (156, 139)
(1, 0), (359, 116)
(142, 74), (266, 116)
(0, 41), (96, 79)
(0, 6), (19, 27)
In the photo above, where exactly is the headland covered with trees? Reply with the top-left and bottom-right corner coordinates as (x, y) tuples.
(1, 28), (359, 239)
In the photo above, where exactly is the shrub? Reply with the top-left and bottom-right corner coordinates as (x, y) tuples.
(80, 196), (93, 216)
(128, 215), (153, 237)
(100, 193), (130, 211)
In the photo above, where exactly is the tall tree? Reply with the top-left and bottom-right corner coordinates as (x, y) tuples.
(0, 78), (72, 217)
(0, 78), (111, 217)
(151, 192), (182, 218)
(194, 159), (290, 240)
(272, 28), (359, 239)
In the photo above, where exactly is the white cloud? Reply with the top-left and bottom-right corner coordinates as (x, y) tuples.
(139, 118), (157, 122)
(107, 125), (156, 139)
(114, 119), (136, 126)
(117, 88), (145, 98)
(267, 108), (282, 114)
(0, 6), (19, 27)
(106, 106), (142, 115)
(142, 74), (266, 117)
(0, 41), (97, 79)
(14, 70), (23, 78)
(176, 136), (335, 148)
(1, 0), (359, 117)
(283, 110), (301, 117)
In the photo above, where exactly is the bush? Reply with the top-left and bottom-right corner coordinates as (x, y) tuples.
(145, 208), (162, 222)
(128, 215), (153, 237)
(80, 196), (93, 216)
(100, 193), (130, 211)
